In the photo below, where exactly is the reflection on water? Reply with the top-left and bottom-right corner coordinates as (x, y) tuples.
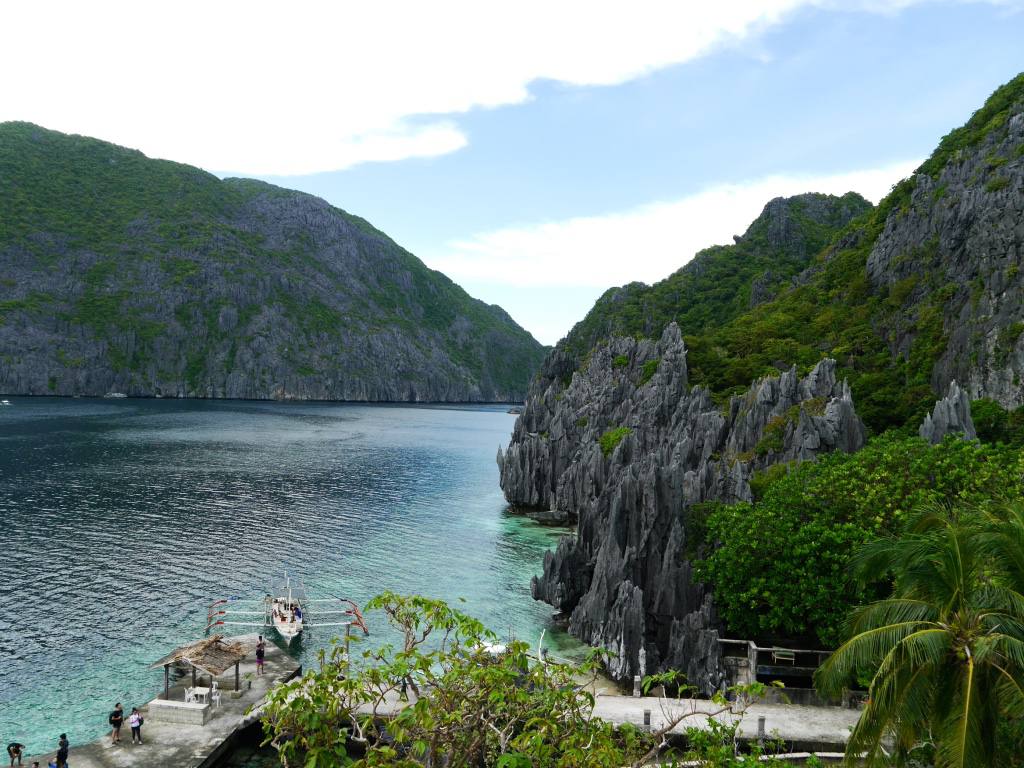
(0, 398), (578, 753)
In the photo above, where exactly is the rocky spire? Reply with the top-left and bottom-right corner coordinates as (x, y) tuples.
(919, 380), (977, 443)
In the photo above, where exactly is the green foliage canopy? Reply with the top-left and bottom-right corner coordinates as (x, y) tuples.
(261, 592), (795, 767)
(697, 434), (1024, 647)
(816, 502), (1024, 767)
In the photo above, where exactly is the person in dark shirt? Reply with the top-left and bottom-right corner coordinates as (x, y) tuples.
(255, 635), (266, 676)
(6, 742), (25, 767)
(55, 734), (68, 768)
(109, 702), (125, 744)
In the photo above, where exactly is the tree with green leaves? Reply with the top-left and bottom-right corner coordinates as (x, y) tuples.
(697, 434), (1024, 647)
(815, 503), (1024, 767)
(262, 592), (647, 767)
(261, 592), (795, 767)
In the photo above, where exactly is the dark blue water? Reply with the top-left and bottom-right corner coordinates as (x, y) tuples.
(0, 398), (576, 754)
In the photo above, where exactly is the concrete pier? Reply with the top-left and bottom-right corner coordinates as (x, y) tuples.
(26, 635), (299, 768)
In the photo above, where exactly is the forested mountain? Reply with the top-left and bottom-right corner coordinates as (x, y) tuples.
(558, 191), (871, 360)
(0, 123), (546, 401)
(500, 73), (1024, 689)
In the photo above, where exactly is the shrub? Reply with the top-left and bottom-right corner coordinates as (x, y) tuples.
(986, 175), (1010, 193)
(972, 398), (1024, 447)
(599, 426), (632, 457)
(639, 358), (660, 386)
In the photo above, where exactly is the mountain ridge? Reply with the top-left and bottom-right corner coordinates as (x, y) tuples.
(0, 122), (546, 401)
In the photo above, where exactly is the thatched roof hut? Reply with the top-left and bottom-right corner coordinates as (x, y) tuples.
(150, 635), (249, 698)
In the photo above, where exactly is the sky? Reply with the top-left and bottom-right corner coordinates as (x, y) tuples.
(2, 1), (1023, 345)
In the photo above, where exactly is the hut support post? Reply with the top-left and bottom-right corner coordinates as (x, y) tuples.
(164, 664), (170, 700)
(235, 661), (240, 691)
(192, 666), (197, 688)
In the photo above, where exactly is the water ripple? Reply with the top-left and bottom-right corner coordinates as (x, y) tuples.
(0, 398), (582, 754)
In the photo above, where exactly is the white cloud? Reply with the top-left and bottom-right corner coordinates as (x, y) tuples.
(0, 0), (961, 174)
(426, 160), (920, 291)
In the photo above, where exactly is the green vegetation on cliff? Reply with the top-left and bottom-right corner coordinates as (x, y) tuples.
(560, 192), (872, 361)
(692, 75), (1024, 646)
(0, 122), (545, 400)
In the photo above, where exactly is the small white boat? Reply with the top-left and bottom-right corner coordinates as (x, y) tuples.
(270, 578), (304, 642)
(0, 400), (10, 406)
(206, 573), (368, 644)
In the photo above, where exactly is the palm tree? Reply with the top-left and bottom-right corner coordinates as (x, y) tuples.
(815, 503), (1024, 767)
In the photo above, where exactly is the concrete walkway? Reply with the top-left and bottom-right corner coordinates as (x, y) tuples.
(357, 689), (860, 752)
(26, 635), (299, 768)
(592, 695), (859, 751)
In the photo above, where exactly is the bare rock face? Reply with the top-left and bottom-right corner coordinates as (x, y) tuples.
(919, 380), (977, 443)
(865, 106), (1024, 408)
(498, 323), (866, 690)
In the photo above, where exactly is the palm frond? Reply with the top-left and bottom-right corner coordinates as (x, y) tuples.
(816, 621), (932, 696)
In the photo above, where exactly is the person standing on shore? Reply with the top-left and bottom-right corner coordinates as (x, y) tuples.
(255, 635), (266, 676)
(6, 742), (25, 767)
(109, 702), (124, 744)
(128, 707), (143, 744)
(55, 734), (68, 768)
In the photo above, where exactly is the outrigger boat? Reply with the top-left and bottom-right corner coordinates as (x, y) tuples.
(206, 574), (368, 644)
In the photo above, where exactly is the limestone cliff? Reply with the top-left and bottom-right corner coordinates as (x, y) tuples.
(0, 123), (545, 400)
(867, 107), (1024, 408)
(498, 324), (865, 688)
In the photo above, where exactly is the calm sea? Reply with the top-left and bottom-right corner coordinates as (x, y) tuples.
(0, 398), (576, 754)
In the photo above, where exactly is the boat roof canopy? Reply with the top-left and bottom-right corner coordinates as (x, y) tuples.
(272, 581), (306, 600)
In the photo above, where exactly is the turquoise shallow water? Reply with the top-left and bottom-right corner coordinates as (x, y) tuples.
(0, 398), (579, 755)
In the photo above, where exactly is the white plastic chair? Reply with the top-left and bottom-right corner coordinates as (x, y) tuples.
(184, 687), (196, 703)
(211, 687), (222, 708)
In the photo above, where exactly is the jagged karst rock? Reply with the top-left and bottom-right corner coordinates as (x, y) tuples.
(919, 380), (978, 443)
(498, 323), (866, 690)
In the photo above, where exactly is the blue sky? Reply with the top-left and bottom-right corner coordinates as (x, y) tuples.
(2, 1), (1023, 343)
